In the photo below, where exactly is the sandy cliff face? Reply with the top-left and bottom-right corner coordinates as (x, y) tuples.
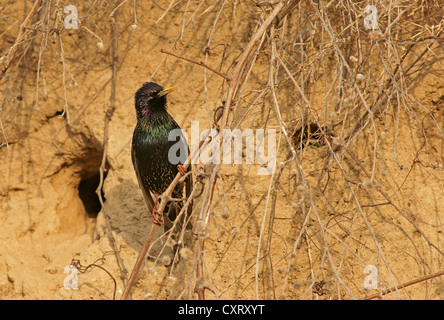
(0, 1), (443, 300)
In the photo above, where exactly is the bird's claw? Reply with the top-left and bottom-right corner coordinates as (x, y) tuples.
(152, 210), (163, 225)
(152, 196), (163, 226)
(177, 164), (187, 176)
(177, 164), (187, 187)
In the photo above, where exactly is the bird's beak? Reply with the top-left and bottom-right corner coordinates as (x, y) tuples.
(157, 87), (175, 97)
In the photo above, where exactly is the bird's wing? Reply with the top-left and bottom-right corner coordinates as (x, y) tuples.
(131, 145), (155, 214)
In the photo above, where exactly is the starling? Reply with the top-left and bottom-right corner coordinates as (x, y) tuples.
(131, 82), (192, 235)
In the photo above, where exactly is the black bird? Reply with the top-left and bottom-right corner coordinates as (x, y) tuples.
(131, 82), (192, 235)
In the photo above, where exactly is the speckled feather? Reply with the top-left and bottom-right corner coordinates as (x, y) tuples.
(131, 82), (192, 232)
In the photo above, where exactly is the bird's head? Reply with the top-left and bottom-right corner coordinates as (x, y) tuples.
(134, 82), (175, 118)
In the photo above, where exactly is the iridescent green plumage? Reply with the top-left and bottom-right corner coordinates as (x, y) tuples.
(131, 82), (192, 233)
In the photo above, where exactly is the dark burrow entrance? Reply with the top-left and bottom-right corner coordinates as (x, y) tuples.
(78, 171), (107, 218)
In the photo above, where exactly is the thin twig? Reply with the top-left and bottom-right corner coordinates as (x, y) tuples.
(120, 224), (157, 300)
(58, 34), (70, 123)
(95, 9), (129, 294)
(0, 0), (42, 80)
(194, 167), (218, 300)
(362, 270), (444, 300)
(160, 48), (230, 81)
(274, 0), (301, 27)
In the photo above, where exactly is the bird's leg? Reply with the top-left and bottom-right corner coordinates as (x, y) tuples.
(177, 164), (187, 176)
(151, 196), (163, 226)
(177, 164), (186, 187)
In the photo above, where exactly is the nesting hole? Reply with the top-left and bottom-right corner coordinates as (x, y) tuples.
(78, 171), (107, 218)
(75, 146), (110, 220)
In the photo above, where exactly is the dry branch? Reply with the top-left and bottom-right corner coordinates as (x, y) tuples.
(0, 0), (42, 81)
(363, 270), (444, 300)
(160, 48), (230, 81)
